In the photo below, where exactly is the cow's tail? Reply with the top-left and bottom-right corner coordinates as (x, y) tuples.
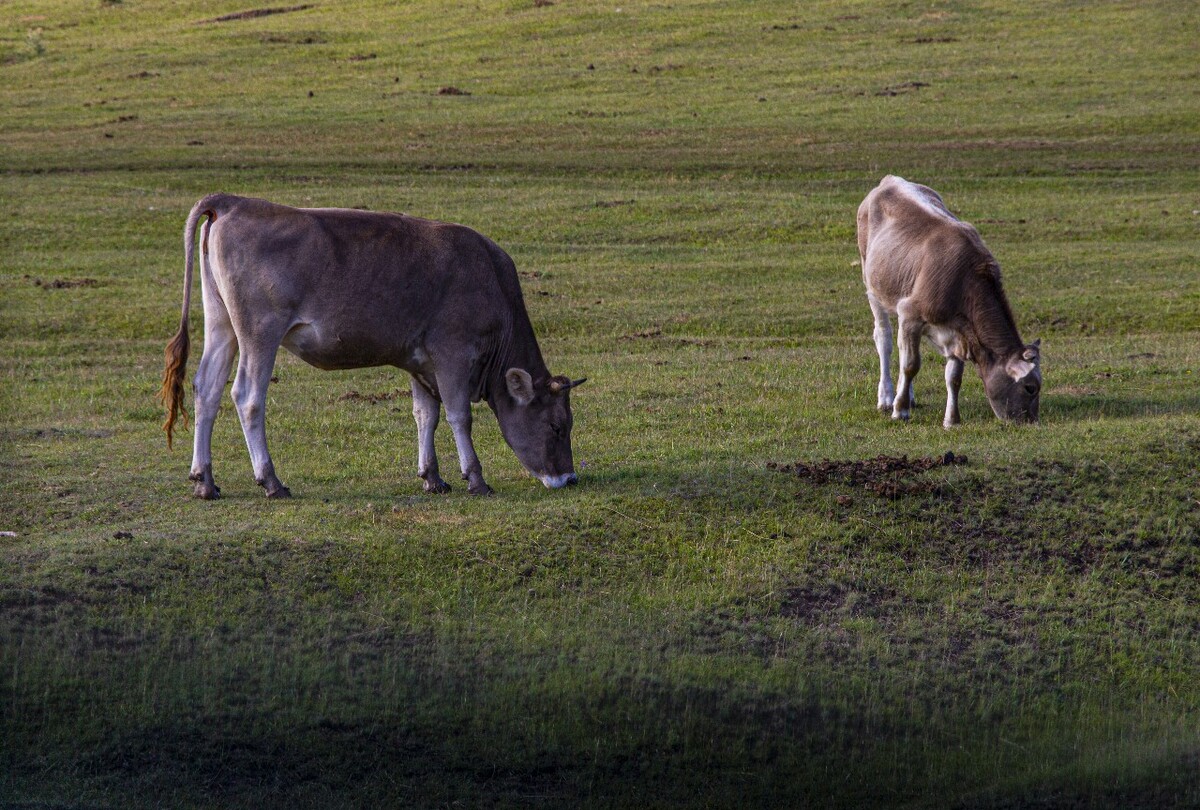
(158, 198), (217, 449)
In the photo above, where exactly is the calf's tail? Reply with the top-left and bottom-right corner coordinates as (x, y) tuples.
(158, 199), (217, 449)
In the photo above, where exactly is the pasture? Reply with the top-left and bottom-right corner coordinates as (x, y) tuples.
(2, 0), (1198, 806)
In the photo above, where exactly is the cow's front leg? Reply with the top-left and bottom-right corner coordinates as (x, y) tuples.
(892, 305), (923, 421)
(440, 386), (492, 496)
(231, 347), (290, 498)
(943, 356), (964, 428)
(867, 294), (895, 413)
(411, 381), (451, 493)
(189, 312), (237, 499)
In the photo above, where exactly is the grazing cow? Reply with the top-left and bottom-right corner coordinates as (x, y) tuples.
(159, 193), (584, 499)
(856, 175), (1040, 426)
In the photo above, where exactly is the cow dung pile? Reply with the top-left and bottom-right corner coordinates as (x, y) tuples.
(768, 452), (967, 499)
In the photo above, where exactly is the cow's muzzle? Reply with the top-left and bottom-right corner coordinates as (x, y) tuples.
(540, 472), (578, 489)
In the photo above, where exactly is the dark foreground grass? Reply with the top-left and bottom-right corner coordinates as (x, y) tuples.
(2, 1), (1199, 807)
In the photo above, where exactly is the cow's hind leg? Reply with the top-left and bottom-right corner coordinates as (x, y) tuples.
(892, 301), (923, 421)
(190, 308), (237, 499)
(943, 356), (964, 428)
(867, 293), (896, 413)
(188, 291), (237, 496)
(411, 380), (451, 493)
(230, 344), (290, 498)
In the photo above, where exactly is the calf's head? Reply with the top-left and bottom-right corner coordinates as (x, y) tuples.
(498, 368), (585, 488)
(983, 340), (1041, 423)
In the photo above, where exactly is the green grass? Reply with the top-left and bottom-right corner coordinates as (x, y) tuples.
(2, 1), (1199, 807)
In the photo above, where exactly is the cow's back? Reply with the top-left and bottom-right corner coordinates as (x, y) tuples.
(858, 176), (984, 322)
(203, 195), (519, 369)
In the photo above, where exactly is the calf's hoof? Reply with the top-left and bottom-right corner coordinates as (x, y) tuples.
(468, 482), (495, 497)
(891, 410), (911, 422)
(265, 485), (292, 499)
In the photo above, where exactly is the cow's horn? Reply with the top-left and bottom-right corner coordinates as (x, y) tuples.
(549, 376), (587, 394)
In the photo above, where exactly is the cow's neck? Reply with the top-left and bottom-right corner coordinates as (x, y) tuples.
(482, 315), (550, 405)
(963, 264), (1024, 371)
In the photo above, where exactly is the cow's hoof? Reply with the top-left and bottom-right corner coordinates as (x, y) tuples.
(468, 483), (495, 497)
(423, 478), (452, 494)
(891, 411), (911, 422)
(193, 483), (220, 500)
(266, 485), (292, 499)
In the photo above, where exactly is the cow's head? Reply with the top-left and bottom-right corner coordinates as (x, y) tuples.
(497, 368), (585, 488)
(984, 340), (1041, 423)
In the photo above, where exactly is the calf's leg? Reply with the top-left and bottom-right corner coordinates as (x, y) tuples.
(943, 356), (964, 428)
(867, 293), (896, 413)
(892, 302), (923, 421)
(411, 380), (451, 493)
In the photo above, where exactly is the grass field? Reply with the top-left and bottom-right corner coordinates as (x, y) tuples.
(2, 1), (1198, 807)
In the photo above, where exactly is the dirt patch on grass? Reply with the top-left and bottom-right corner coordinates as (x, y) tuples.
(337, 389), (411, 404)
(27, 275), (100, 289)
(768, 452), (966, 499)
(260, 32), (325, 44)
(33, 427), (115, 439)
(875, 81), (930, 96)
(775, 584), (843, 620)
(0, 584), (85, 612)
(202, 4), (314, 23)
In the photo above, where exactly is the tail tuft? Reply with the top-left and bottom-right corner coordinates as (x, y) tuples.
(158, 324), (190, 449)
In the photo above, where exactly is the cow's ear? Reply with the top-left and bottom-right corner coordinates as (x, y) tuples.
(505, 368), (535, 406)
(1023, 341), (1040, 362)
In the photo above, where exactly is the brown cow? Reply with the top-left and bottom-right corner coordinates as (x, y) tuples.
(159, 194), (584, 499)
(857, 175), (1040, 426)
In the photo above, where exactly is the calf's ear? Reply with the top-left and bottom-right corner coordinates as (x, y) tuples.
(1023, 340), (1040, 362)
(505, 368), (535, 406)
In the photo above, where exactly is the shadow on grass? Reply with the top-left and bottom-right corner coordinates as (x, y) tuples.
(5, 637), (1197, 808)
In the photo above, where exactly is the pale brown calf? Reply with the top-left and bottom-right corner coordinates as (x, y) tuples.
(857, 175), (1040, 426)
